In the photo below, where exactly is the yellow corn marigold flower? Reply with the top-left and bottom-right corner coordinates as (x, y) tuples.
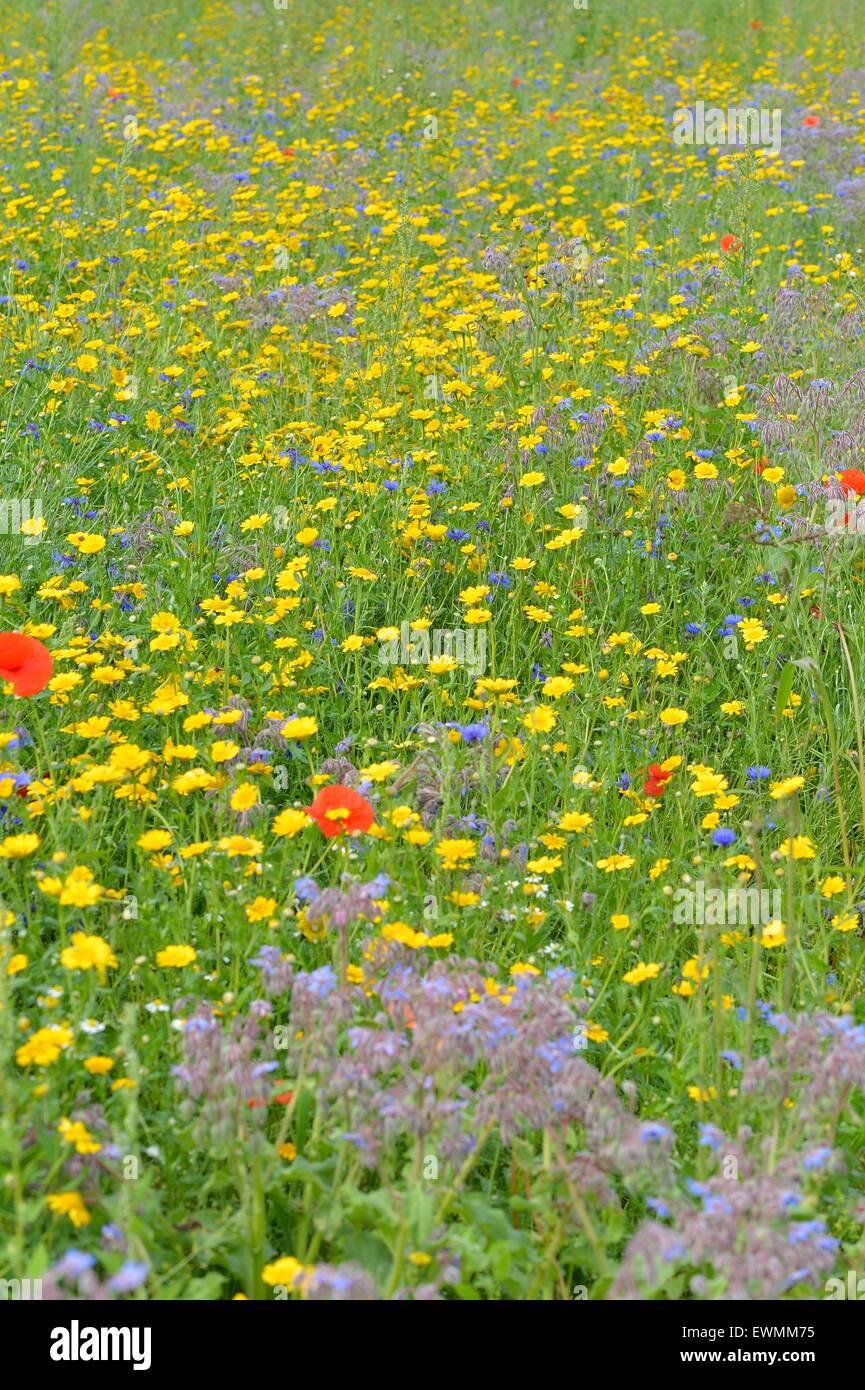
(595, 854), (635, 872)
(216, 835), (263, 857)
(46, 1192), (91, 1227)
(68, 533), (106, 555)
(382, 922), (429, 949)
(359, 761), (400, 782)
(659, 707), (688, 727)
(16, 1024), (74, 1067)
(525, 855), (560, 874)
(155, 945), (197, 968)
(137, 829), (173, 852)
(261, 1256), (310, 1290)
(60, 932), (118, 982)
(0, 832), (40, 859)
(832, 911), (860, 933)
(281, 717), (318, 740)
(622, 961), (661, 985)
(245, 896), (278, 923)
(778, 835), (815, 860)
(821, 875), (847, 898)
(59, 870), (104, 909)
(83, 1056), (114, 1074)
(542, 676), (574, 698)
(173, 769), (218, 794)
(522, 706), (557, 733)
(770, 775), (804, 799)
(58, 1116), (101, 1155)
(211, 740), (241, 763)
(272, 808), (310, 837)
(740, 618), (768, 648)
(761, 919), (787, 948)
(404, 826), (432, 846)
(179, 840), (212, 858)
(434, 838), (476, 868)
(690, 771), (729, 797)
(230, 782), (259, 812)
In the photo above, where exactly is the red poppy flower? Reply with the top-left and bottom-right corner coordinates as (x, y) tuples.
(749, 19), (762, 28)
(720, 233), (742, 255)
(644, 763), (672, 798)
(0, 632), (53, 696)
(838, 468), (865, 498)
(802, 115), (820, 128)
(307, 784), (375, 838)
(754, 455), (768, 475)
(282, 147), (294, 157)
(247, 1091), (292, 1110)
(385, 1001), (416, 1029)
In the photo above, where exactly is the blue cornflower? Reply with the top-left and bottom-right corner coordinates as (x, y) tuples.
(697, 1125), (724, 1150)
(640, 1122), (672, 1144)
(802, 1147), (832, 1171)
(445, 721), (488, 743)
(646, 1197), (671, 1219)
(108, 1262), (149, 1293)
(293, 876), (320, 903)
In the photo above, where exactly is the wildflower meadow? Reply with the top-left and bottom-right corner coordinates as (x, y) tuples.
(4, 0), (865, 1327)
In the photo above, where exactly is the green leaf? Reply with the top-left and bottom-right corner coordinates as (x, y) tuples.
(293, 1087), (315, 1153)
(775, 662), (795, 719)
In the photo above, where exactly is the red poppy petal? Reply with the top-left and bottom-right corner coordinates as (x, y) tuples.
(0, 633), (53, 696)
(307, 784), (375, 836)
